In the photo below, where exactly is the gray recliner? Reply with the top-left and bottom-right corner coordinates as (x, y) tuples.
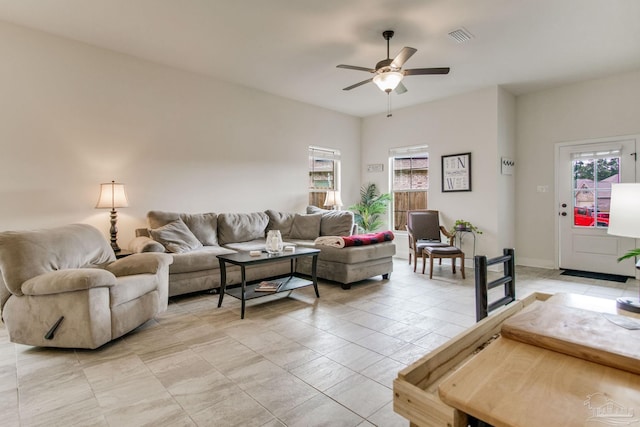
(0, 224), (172, 349)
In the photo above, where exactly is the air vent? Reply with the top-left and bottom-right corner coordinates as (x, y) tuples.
(448, 27), (474, 43)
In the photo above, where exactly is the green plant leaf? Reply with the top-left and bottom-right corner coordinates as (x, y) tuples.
(348, 183), (391, 233)
(617, 248), (640, 262)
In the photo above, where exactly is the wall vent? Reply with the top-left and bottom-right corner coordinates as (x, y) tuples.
(448, 27), (474, 43)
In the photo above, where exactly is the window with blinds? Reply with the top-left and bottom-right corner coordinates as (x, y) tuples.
(309, 146), (341, 208)
(390, 146), (429, 231)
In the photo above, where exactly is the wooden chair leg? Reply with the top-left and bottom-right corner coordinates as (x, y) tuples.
(422, 251), (427, 274)
(452, 256), (456, 274)
(429, 255), (435, 279)
(460, 255), (465, 279)
(413, 250), (418, 272)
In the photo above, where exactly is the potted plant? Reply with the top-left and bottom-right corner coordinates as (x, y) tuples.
(450, 219), (482, 234)
(349, 183), (391, 233)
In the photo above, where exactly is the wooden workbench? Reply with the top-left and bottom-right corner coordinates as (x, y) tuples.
(393, 292), (640, 427)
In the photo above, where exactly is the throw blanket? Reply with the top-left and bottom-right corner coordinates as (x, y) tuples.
(314, 231), (394, 248)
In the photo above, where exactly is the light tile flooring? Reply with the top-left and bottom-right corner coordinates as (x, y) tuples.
(1, 258), (638, 426)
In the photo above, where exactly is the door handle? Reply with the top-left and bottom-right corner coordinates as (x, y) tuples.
(561, 203), (567, 208)
(561, 212), (567, 216)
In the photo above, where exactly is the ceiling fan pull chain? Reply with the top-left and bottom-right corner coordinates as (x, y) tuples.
(387, 93), (392, 117)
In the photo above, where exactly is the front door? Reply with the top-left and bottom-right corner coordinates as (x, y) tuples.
(558, 138), (637, 276)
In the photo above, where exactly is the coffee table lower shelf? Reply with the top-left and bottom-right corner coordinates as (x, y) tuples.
(224, 276), (314, 300)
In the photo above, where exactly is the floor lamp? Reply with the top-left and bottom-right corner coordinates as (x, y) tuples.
(96, 180), (129, 252)
(607, 182), (640, 313)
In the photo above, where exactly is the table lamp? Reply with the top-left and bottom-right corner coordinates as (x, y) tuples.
(323, 190), (343, 210)
(607, 182), (640, 312)
(96, 180), (129, 252)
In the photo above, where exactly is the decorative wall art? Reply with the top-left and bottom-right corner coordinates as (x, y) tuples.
(501, 157), (515, 175)
(442, 152), (471, 192)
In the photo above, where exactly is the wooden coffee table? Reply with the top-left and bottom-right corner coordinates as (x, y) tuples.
(216, 247), (320, 319)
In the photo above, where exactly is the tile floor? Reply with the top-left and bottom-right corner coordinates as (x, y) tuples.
(1, 258), (638, 426)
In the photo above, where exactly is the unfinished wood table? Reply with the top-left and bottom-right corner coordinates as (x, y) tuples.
(393, 292), (640, 427)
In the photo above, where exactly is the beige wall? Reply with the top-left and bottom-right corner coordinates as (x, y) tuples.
(0, 22), (361, 246)
(516, 70), (640, 268)
(3, 21), (639, 269)
(361, 87), (515, 261)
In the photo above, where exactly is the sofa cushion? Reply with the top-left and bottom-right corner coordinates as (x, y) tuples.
(149, 219), (203, 254)
(294, 239), (396, 264)
(148, 211), (218, 246)
(169, 246), (236, 274)
(289, 213), (322, 240)
(180, 212), (218, 246)
(265, 210), (296, 239)
(0, 224), (115, 296)
(218, 212), (269, 245)
(223, 239), (270, 252)
(306, 206), (355, 236)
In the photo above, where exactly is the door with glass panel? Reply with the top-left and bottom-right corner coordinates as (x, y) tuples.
(558, 139), (637, 275)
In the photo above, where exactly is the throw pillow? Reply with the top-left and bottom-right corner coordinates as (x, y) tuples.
(180, 212), (218, 246)
(147, 211), (218, 246)
(217, 212), (269, 245)
(306, 205), (355, 236)
(265, 210), (296, 238)
(149, 218), (203, 253)
(289, 213), (322, 240)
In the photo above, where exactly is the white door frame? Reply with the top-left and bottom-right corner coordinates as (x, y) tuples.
(554, 133), (639, 274)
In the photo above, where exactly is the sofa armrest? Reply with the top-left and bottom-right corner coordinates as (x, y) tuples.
(21, 268), (116, 296)
(105, 253), (173, 277)
(129, 235), (166, 253)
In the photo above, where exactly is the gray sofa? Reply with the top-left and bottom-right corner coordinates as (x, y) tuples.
(0, 224), (173, 349)
(130, 207), (396, 296)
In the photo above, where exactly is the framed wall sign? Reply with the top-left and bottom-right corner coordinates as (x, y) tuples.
(442, 152), (472, 192)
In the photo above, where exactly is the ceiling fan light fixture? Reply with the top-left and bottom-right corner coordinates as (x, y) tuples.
(373, 71), (403, 93)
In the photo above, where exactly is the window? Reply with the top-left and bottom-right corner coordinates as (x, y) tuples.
(390, 146), (429, 231)
(571, 149), (620, 228)
(309, 146), (341, 208)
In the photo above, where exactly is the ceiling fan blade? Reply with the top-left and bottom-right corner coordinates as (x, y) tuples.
(337, 64), (376, 73)
(343, 78), (373, 91)
(395, 82), (408, 94)
(404, 67), (450, 76)
(391, 47), (417, 68)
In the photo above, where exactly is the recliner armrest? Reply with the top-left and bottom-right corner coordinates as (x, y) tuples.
(21, 268), (116, 296)
(105, 253), (173, 277)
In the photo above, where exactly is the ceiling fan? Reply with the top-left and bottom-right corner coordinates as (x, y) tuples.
(337, 30), (450, 95)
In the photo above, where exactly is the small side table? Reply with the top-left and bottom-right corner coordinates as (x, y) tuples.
(115, 250), (134, 259)
(454, 230), (476, 260)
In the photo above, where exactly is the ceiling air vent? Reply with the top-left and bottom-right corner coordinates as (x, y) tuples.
(448, 27), (474, 43)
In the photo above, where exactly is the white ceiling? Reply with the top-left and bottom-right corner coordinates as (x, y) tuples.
(1, 0), (640, 117)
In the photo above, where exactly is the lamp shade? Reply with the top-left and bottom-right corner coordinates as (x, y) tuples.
(96, 181), (129, 209)
(607, 183), (640, 239)
(324, 190), (343, 208)
(373, 71), (403, 93)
